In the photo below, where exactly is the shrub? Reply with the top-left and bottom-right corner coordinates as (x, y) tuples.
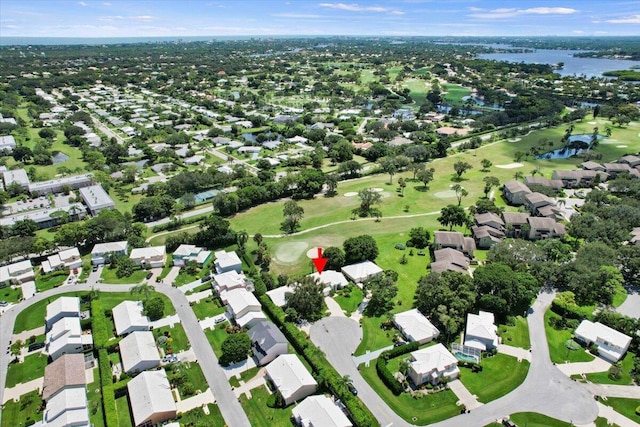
(91, 300), (109, 349)
(608, 365), (623, 381)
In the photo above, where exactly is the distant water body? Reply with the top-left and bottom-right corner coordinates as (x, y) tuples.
(475, 44), (640, 78)
(0, 35), (315, 46)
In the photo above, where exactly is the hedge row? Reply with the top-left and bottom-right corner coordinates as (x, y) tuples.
(98, 349), (118, 427)
(259, 294), (379, 427)
(151, 213), (208, 233)
(376, 342), (419, 395)
(550, 299), (590, 321)
(113, 378), (131, 398)
(91, 300), (109, 349)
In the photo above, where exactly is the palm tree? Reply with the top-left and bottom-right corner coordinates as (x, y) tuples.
(130, 283), (155, 300)
(236, 230), (249, 254)
(336, 375), (353, 394)
(514, 171), (524, 181)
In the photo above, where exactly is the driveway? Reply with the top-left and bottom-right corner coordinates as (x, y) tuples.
(616, 287), (640, 319)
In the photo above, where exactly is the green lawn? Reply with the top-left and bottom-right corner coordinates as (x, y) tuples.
(35, 271), (68, 292)
(5, 353), (48, 388)
(191, 297), (226, 321)
(459, 354), (530, 403)
(333, 285), (364, 316)
(600, 397), (640, 424)
(0, 285), (24, 303)
(100, 267), (149, 284)
(115, 395), (134, 427)
(498, 316), (531, 349)
(204, 322), (230, 358)
(354, 315), (396, 356)
(509, 412), (573, 427)
(612, 283), (627, 308)
(0, 390), (43, 427)
(176, 361), (209, 395)
(177, 404), (226, 427)
(596, 417), (621, 427)
(442, 83), (471, 106)
(360, 362), (461, 424)
(544, 309), (595, 364)
(584, 352), (635, 385)
(175, 271), (199, 286)
(239, 385), (293, 427)
(153, 324), (190, 353)
(87, 377), (106, 427)
(229, 366), (261, 388)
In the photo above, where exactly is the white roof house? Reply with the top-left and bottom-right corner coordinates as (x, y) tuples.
(91, 241), (128, 265)
(308, 270), (349, 295)
(0, 135), (16, 152)
(394, 309), (440, 344)
(112, 301), (150, 336)
(78, 184), (115, 216)
(46, 317), (93, 361)
(292, 395), (353, 427)
(575, 320), (632, 362)
(341, 261), (383, 283)
(408, 343), (460, 386)
(40, 387), (90, 427)
(173, 244), (211, 267)
(41, 247), (82, 274)
(127, 369), (177, 427)
(464, 311), (499, 351)
(129, 246), (166, 268)
(119, 331), (161, 373)
(225, 288), (263, 328)
(3, 168), (30, 189)
(214, 250), (242, 274)
(0, 259), (34, 286)
(266, 285), (295, 307)
(265, 354), (318, 406)
(46, 297), (80, 330)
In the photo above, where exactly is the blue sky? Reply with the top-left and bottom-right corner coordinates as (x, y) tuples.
(1, 0), (639, 38)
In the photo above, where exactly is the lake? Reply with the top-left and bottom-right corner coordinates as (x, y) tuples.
(478, 47), (640, 79)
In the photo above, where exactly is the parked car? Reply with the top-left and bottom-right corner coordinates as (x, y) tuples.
(214, 317), (226, 324)
(146, 272), (153, 280)
(0, 301), (8, 307)
(348, 384), (358, 396)
(201, 275), (212, 283)
(73, 268), (79, 275)
(28, 342), (45, 352)
(162, 354), (178, 363)
(92, 265), (98, 272)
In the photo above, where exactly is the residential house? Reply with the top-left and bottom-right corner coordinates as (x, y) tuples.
(602, 162), (632, 178)
(524, 192), (556, 216)
(407, 343), (460, 386)
(46, 317), (93, 361)
(0, 259), (35, 287)
(129, 246), (166, 268)
(581, 161), (605, 171)
(173, 244), (212, 267)
(464, 311), (499, 351)
(225, 288), (266, 328)
(524, 176), (564, 192)
(0, 203), (87, 230)
(393, 309), (439, 344)
(127, 369), (177, 427)
(266, 285), (295, 308)
(618, 155), (640, 168)
(37, 387), (90, 427)
(341, 261), (383, 284)
(472, 212), (506, 249)
(527, 217), (566, 240)
(28, 174), (93, 196)
(551, 170), (608, 188)
(265, 354), (318, 406)
(3, 168), (30, 190)
(46, 296), (80, 330)
(433, 231), (476, 258)
(0, 135), (16, 153)
(248, 320), (288, 366)
(213, 270), (251, 294)
(42, 354), (86, 402)
(574, 320), (632, 363)
(79, 184), (115, 216)
(292, 395), (353, 427)
(214, 250), (242, 274)
(503, 212), (531, 238)
(119, 331), (161, 374)
(112, 301), (150, 336)
(91, 241), (128, 266)
(307, 270), (349, 295)
(502, 181), (531, 206)
(631, 227), (640, 245)
(41, 247), (82, 274)
(430, 248), (470, 274)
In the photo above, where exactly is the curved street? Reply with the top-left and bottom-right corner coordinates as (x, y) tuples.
(311, 290), (602, 427)
(0, 280), (252, 427)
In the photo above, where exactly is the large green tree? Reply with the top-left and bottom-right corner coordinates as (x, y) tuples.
(220, 333), (252, 366)
(280, 200), (304, 234)
(437, 205), (468, 231)
(285, 277), (325, 322)
(343, 235), (379, 264)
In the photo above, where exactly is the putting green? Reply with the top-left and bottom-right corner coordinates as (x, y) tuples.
(496, 163), (524, 169)
(433, 190), (457, 199)
(274, 242), (309, 264)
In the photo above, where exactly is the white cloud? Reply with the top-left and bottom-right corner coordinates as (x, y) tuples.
(606, 14), (640, 24)
(469, 6), (577, 19)
(318, 3), (403, 14)
(79, 1), (87, 6)
(572, 30), (584, 34)
(103, 2), (111, 5)
(132, 15), (155, 22)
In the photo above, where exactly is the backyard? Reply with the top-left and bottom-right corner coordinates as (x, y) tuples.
(498, 316), (531, 349)
(459, 354), (530, 403)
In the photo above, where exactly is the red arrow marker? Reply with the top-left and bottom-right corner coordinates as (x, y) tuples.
(312, 247), (328, 275)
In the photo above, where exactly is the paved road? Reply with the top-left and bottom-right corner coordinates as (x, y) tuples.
(310, 291), (601, 427)
(617, 287), (640, 319)
(146, 204), (215, 228)
(90, 114), (127, 145)
(0, 282), (251, 427)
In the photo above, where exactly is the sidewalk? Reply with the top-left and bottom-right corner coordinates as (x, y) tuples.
(233, 369), (267, 399)
(556, 357), (611, 377)
(324, 296), (346, 318)
(12, 326), (45, 343)
(448, 379), (483, 410)
(186, 289), (212, 304)
(2, 377), (43, 403)
(150, 314), (180, 329)
(597, 401), (640, 427)
(176, 388), (216, 413)
(352, 344), (394, 367)
(498, 344), (532, 362)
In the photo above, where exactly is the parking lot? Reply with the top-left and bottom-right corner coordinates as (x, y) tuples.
(1, 193), (74, 216)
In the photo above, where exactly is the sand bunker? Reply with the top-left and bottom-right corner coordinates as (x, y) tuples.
(371, 188), (384, 192)
(275, 242), (309, 265)
(344, 192), (358, 197)
(617, 145), (628, 148)
(588, 121), (597, 125)
(507, 138), (522, 142)
(496, 163), (524, 169)
(433, 190), (457, 199)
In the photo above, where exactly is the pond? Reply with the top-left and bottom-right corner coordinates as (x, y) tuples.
(535, 134), (604, 160)
(51, 151), (69, 164)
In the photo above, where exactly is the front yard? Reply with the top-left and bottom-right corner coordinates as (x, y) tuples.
(191, 297), (226, 321)
(0, 390), (42, 427)
(100, 266), (149, 284)
(599, 397), (640, 423)
(153, 324), (190, 354)
(544, 309), (595, 364)
(583, 352), (635, 385)
(5, 353), (48, 388)
(204, 321), (230, 358)
(498, 316), (530, 349)
(333, 284), (364, 316)
(459, 354), (530, 403)
(359, 361), (461, 424)
(238, 385), (293, 427)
